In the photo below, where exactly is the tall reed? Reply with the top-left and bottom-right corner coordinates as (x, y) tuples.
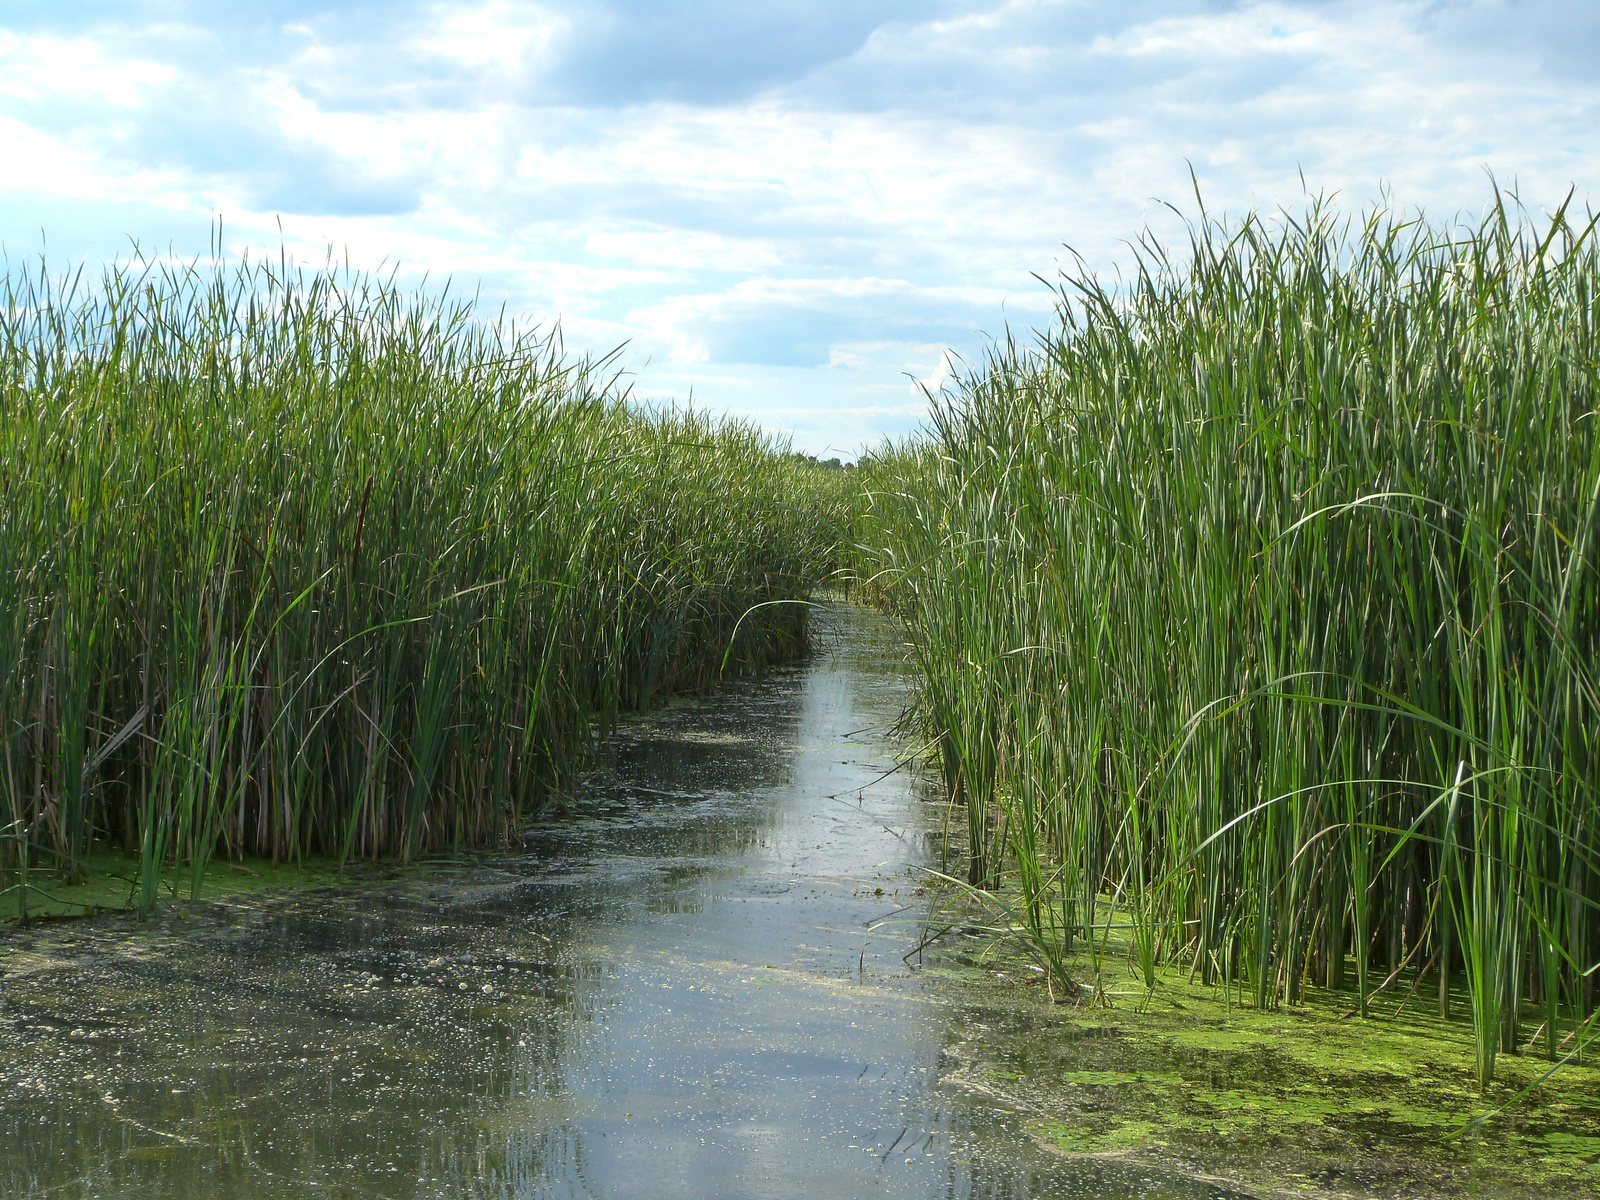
(0, 246), (841, 914)
(858, 189), (1600, 1087)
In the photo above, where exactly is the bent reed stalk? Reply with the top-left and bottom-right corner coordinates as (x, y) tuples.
(0, 247), (843, 914)
(857, 188), (1600, 1088)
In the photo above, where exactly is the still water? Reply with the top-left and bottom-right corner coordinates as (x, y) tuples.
(1, 607), (1231, 1199)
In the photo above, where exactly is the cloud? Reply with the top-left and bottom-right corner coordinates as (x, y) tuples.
(1, 1), (1598, 454)
(916, 348), (963, 395)
(423, 1), (566, 72)
(528, 1), (950, 106)
(0, 30), (175, 107)
(623, 274), (1043, 369)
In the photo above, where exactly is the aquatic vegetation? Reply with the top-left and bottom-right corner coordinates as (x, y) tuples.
(858, 187), (1600, 1089)
(930, 927), (1600, 1196)
(0, 244), (843, 915)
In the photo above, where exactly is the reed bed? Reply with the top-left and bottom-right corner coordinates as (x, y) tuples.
(858, 191), (1600, 1087)
(0, 249), (842, 915)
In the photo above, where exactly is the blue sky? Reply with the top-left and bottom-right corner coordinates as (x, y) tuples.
(2, 1), (1597, 456)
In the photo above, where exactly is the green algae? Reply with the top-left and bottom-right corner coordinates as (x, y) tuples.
(123, 1145), (180, 1164)
(924, 916), (1600, 1198)
(1054, 1070), (1180, 1087)
(1034, 1119), (1164, 1156)
(1539, 1133), (1600, 1174)
(2, 842), (474, 924)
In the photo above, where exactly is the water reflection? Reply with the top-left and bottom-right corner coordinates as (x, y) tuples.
(1, 607), (1233, 1199)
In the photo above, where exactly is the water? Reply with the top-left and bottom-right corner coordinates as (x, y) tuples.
(1, 607), (1235, 1199)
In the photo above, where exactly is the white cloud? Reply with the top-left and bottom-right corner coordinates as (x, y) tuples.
(582, 227), (783, 270)
(0, 32), (175, 107)
(422, 1), (566, 71)
(0, 117), (188, 208)
(915, 348), (963, 395)
(0, 1), (1596, 454)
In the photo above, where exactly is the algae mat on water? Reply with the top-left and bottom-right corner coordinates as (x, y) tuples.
(919, 934), (1600, 1199)
(1, 846), (456, 923)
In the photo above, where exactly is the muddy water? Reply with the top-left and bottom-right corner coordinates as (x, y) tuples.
(0, 607), (1232, 1199)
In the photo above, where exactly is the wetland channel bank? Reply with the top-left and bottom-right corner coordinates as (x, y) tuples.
(1, 607), (1593, 1199)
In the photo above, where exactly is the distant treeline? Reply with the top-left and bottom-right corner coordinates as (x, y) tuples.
(792, 453), (853, 472)
(857, 190), (1600, 1087)
(0, 252), (844, 912)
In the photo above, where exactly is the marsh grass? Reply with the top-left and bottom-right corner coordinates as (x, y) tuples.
(0, 246), (843, 917)
(859, 188), (1600, 1089)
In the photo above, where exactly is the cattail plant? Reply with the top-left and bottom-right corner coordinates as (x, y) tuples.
(857, 188), (1600, 1088)
(0, 246), (844, 916)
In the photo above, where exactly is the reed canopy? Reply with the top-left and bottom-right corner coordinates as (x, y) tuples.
(1, 249), (843, 911)
(857, 190), (1600, 1086)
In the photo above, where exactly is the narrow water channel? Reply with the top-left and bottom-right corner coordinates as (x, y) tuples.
(1, 607), (1233, 1199)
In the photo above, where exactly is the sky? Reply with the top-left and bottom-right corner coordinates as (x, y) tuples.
(1, 1), (1597, 457)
